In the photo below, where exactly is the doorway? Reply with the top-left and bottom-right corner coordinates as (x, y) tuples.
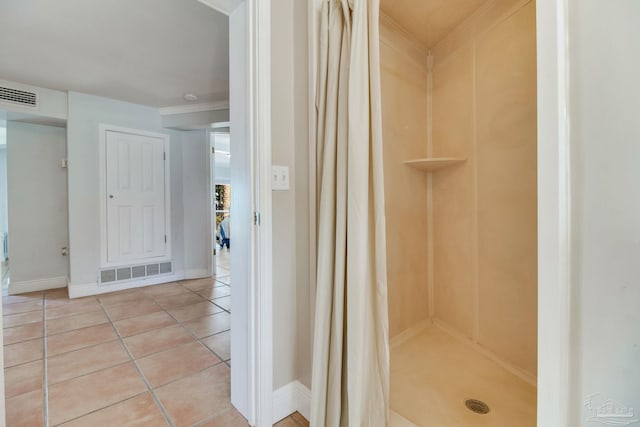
(0, 120), (69, 297)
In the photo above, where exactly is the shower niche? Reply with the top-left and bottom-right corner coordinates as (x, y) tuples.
(379, 0), (538, 426)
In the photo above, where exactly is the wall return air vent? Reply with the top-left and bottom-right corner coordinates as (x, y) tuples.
(0, 85), (38, 108)
(99, 261), (173, 286)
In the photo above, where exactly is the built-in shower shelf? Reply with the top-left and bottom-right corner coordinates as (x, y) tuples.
(404, 157), (466, 172)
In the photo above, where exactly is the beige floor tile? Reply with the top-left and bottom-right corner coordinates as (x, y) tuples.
(195, 286), (231, 301)
(48, 362), (147, 426)
(182, 312), (230, 339)
(274, 417), (299, 427)
(4, 323), (43, 345)
(290, 412), (310, 427)
(5, 389), (43, 427)
(48, 341), (131, 384)
(197, 408), (249, 427)
(45, 294), (97, 309)
(3, 338), (43, 368)
(47, 323), (118, 356)
(213, 296), (231, 311)
(166, 301), (223, 322)
(114, 311), (177, 337)
(2, 292), (43, 306)
(3, 310), (43, 328)
(47, 310), (109, 336)
(60, 393), (169, 427)
(45, 299), (102, 320)
(201, 331), (230, 361)
(155, 364), (232, 427)
(4, 359), (43, 398)
(142, 282), (188, 298)
(44, 288), (69, 299)
(98, 289), (147, 307)
(180, 278), (216, 291)
(137, 341), (221, 388)
(124, 325), (195, 359)
(104, 299), (162, 321)
(153, 292), (207, 310)
(2, 299), (43, 316)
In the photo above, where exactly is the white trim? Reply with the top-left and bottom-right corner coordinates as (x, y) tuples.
(184, 268), (210, 280)
(8, 276), (67, 294)
(197, 0), (243, 16)
(158, 101), (230, 116)
(98, 124), (172, 269)
(68, 270), (189, 298)
(206, 131), (215, 277)
(249, 0), (273, 425)
(272, 381), (311, 424)
(536, 0), (572, 425)
(295, 382), (311, 421)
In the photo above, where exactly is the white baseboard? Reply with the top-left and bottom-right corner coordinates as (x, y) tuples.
(295, 381), (311, 421)
(272, 381), (311, 424)
(68, 270), (189, 298)
(8, 276), (67, 295)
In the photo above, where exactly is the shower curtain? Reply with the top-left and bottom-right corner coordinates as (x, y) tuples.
(311, 0), (389, 425)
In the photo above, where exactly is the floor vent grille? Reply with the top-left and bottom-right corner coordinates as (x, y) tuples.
(99, 261), (172, 285)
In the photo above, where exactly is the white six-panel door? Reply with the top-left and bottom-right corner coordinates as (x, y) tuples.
(105, 130), (167, 264)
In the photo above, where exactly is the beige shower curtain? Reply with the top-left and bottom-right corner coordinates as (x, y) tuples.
(311, 0), (389, 425)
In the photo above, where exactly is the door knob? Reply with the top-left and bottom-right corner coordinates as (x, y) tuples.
(109, 195), (114, 199)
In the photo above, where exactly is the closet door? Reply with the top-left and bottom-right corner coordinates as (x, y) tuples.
(105, 130), (167, 264)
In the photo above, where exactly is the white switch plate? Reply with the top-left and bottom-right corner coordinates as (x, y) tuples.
(272, 165), (290, 191)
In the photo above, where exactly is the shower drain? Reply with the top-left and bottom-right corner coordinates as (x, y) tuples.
(464, 399), (490, 415)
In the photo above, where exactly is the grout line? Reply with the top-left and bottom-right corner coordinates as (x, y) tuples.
(42, 292), (50, 427)
(159, 295), (231, 365)
(97, 300), (176, 427)
(52, 391), (148, 426)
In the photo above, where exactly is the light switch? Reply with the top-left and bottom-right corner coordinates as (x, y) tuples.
(272, 165), (290, 191)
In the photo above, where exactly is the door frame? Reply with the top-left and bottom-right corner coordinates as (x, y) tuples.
(199, 1), (273, 425)
(536, 0), (572, 425)
(98, 124), (172, 268)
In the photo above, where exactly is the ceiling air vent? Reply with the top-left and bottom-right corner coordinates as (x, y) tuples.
(0, 86), (38, 108)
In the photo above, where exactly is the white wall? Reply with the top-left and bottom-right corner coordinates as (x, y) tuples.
(568, 0), (640, 424)
(66, 92), (208, 295)
(181, 129), (210, 278)
(6, 122), (68, 287)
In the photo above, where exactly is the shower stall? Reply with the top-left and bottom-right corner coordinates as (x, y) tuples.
(379, 0), (538, 425)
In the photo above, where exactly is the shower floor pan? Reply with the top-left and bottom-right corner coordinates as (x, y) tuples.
(390, 323), (536, 427)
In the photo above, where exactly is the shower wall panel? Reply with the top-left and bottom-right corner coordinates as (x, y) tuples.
(380, 19), (430, 339)
(430, 0), (537, 377)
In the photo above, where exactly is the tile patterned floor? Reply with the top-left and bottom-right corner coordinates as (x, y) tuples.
(3, 247), (308, 427)
(3, 278), (237, 427)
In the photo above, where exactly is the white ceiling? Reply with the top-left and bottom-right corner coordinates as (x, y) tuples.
(0, 0), (229, 108)
(380, 0), (487, 47)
